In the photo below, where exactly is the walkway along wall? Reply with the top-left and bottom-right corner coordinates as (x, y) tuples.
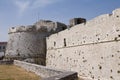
(46, 8), (120, 80)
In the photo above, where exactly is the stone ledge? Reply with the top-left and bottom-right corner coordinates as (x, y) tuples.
(14, 60), (78, 80)
(43, 72), (78, 80)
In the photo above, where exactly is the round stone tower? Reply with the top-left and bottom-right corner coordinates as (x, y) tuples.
(5, 20), (67, 65)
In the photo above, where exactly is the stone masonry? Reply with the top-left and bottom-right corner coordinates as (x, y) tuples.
(5, 8), (120, 80)
(5, 20), (67, 65)
(14, 60), (78, 80)
(46, 8), (120, 80)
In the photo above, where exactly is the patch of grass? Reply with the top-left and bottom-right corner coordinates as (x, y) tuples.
(0, 65), (40, 80)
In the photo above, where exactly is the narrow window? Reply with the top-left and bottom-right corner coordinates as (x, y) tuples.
(64, 38), (66, 47)
(54, 42), (56, 46)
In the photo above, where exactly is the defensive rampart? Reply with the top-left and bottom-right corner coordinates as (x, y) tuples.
(46, 8), (120, 80)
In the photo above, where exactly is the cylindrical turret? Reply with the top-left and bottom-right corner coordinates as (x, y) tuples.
(5, 20), (67, 65)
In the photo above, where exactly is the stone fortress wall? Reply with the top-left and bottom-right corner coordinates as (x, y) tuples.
(46, 8), (120, 80)
(5, 20), (67, 65)
(5, 8), (120, 80)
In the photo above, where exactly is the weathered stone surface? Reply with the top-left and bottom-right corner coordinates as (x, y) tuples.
(46, 8), (120, 80)
(8, 20), (67, 34)
(5, 8), (120, 80)
(14, 60), (78, 80)
(35, 20), (67, 32)
(6, 31), (47, 64)
(6, 20), (67, 65)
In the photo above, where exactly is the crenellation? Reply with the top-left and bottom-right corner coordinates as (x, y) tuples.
(69, 18), (86, 27)
(8, 27), (17, 34)
(8, 20), (67, 34)
(8, 25), (36, 34)
(35, 20), (67, 33)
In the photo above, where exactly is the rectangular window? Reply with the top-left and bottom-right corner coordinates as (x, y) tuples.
(64, 38), (66, 47)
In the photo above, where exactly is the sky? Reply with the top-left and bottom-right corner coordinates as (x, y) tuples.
(0, 0), (120, 41)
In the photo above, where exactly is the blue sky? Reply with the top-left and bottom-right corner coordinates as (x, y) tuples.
(0, 0), (120, 41)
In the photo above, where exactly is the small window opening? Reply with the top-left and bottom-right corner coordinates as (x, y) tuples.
(54, 42), (56, 46)
(64, 38), (66, 47)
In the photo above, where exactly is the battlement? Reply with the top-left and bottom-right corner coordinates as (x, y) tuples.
(69, 18), (86, 27)
(9, 20), (67, 34)
(8, 25), (36, 34)
(8, 8), (120, 34)
(35, 20), (67, 32)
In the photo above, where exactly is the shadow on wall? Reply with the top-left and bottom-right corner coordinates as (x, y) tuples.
(0, 52), (4, 60)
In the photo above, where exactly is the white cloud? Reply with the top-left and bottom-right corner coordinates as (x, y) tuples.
(13, 0), (60, 16)
(14, 0), (30, 16)
(31, 0), (59, 9)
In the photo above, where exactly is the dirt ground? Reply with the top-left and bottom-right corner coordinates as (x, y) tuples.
(0, 65), (41, 80)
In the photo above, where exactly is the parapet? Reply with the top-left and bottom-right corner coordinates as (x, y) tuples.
(9, 20), (67, 34)
(8, 25), (36, 34)
(69, 18), (86, 27)
(34, 20), (67, 32)
(112, 8), (120, 16)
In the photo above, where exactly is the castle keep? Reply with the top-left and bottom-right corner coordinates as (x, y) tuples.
(5, 8), (120, 80)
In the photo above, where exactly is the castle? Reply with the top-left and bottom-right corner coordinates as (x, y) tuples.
(5, 8), (120, 80)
